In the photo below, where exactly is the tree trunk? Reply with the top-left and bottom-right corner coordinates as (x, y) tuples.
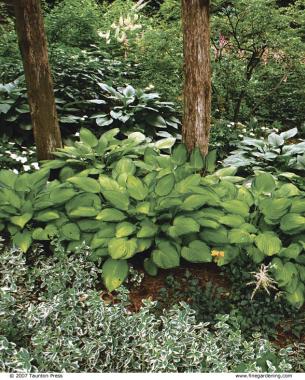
(13, 0), (62, 160)
(181, 0), (211, 156)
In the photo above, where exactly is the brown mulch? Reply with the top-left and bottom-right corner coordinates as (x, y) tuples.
(127, 262), (229, 312)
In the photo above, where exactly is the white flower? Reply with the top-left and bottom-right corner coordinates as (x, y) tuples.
(32, 162), (40, 170)
(19, 156), (28, 163)
(23, 165), (31, 172)
(12, 169), (19, 174)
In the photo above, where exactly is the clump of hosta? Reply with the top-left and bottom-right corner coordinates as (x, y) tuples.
(0, 128), (305, 307)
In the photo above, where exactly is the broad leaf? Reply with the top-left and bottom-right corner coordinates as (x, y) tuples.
(102, 258), (129, 292)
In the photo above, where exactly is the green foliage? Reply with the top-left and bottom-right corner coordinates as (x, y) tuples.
(159, 265), (304, 342)
(224, 128), (305, 175)
(45, 0), (102, 48)
(1, 130), (305, 307)
(0, 245), (294, 373)
(211, 0), (305, 124)
(0, 73), (180, 142)
(89, 83), (180, 137)
(0, 136), (37, 172)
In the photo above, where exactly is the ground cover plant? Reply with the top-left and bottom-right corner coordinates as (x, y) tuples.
(0, 242), (298, 373)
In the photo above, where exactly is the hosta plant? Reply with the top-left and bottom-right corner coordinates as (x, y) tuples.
(89, 83), (181, 138)
(223, 127), (305, 175)
(0, 129), (305, 307)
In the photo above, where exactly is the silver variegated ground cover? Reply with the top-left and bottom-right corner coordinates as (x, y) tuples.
(0, 247), (293, 373)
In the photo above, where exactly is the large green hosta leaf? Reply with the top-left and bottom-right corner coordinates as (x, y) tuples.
(127, 176), (148, 201)
(181, 240), (211, 263)
(229, 229), (253, 245)
(102, 191), (130, 211)
(34, 210), (61, 222)
(175, 174), (201, 193)
(12, 230), (32, 253)
(137, 220), (158, 238)
(279, 244), (302, 259)
(79, 128), (98, 147)
(116, 222), (136, 238)
(200, 226), (229, 244)
(172, 144), (188, 166)
(108, 238), (138, 259)
(32, 224), (58, 240)
(144, 258), (158, 276)
(155, 174), (175, 196)
(61, 223), (81, 241)
(49, 187), (77, 204)
(291, 199), (305, 214)
(68, 176), (101, 193)
(152, 241), (180, 269)
(169, 216), (200, 237)
(252, 172), (276, 194)
(255, 232), (282, 256)
(260, 198), (291, 221)
(280, 213), (305, 234)
(276, 184), (301, 198)
(219, 215), (245, 228)
(222, 200), (249, 218)
(96, 208), (126, 222)
(272, 259), (298, 287)
(286, 284), (305, 309)
(0, 170), (18, 189)
(102, 258), (129, 292)
(10, 213), (33, 229)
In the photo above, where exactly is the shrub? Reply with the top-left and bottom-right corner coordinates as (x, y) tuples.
(0, 245), (293, 373)
(45, 0), (102, 48)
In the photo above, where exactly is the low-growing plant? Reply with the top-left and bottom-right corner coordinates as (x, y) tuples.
(223, 127), (305, 175)
(158, 265), (305, 341)
(0, 136), (37, 172)
(88, 83), (181, 138)
(0, 246), (294, 373)
(0, 129), (305, 307)
(0, 75), (180, 142)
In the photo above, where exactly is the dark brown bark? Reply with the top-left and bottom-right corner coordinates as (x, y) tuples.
(181, 0), (211, 156)
(13, 0), (62, 160)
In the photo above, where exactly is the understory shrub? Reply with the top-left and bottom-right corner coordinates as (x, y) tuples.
(0, 129), (305, 307)
(0, 246), (294, 373)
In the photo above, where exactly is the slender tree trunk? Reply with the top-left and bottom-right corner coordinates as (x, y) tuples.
(181, 0), (211, 156)
(13, 0), (62, 160)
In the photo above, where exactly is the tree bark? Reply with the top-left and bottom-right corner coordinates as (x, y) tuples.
(181, 0), (211, 156)
(13, 0), (62, 160)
